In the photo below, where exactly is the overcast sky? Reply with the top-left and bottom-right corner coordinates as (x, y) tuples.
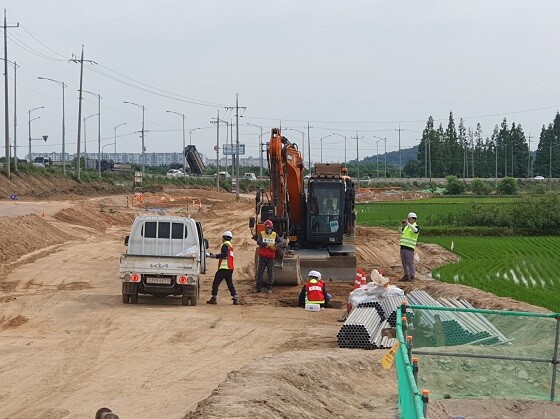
(2, 1), (560, 164)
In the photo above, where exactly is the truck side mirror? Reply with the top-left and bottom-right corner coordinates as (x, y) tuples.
(249, 217), (255, 228)
(124, 235), (129, 246)
(203, 238), (209, 249)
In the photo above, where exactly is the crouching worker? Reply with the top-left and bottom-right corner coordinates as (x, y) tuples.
(298, 270), (331, 308)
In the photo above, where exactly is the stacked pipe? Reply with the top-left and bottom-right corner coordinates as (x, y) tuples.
(337, 307), (382, 349)
(406, 290), (507, 346)
(356, 300), (385, 320)
(382, 295), (413, 327)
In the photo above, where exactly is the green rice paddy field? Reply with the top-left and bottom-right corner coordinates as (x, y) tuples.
(357, 199), (560, 312)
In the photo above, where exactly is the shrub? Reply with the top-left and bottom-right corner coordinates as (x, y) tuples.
(497, 177), (518, 195)
(444, 175), (466, 195)
(470, 178), (493, 195)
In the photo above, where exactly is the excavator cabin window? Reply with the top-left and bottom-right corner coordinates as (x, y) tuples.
(308, 184), (342, 234)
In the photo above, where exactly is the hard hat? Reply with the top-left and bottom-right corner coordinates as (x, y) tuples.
(264, 220), (273, 228)
(308, 270), (321, 279)
(407, 212), (417, 219)
(222, 230), (233, 239)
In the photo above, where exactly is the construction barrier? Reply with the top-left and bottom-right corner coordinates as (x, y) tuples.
(396, 298), (560, 418)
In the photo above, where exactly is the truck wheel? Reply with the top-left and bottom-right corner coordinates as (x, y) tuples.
(122, 294), (130, 304)
(182, 292), (197, 306)
(130, 292), (138, 304)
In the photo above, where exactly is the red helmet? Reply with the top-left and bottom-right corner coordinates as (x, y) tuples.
(264, 220), (273, 228)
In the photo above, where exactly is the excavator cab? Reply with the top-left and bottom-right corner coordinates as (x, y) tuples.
(306, 181), (345, 243)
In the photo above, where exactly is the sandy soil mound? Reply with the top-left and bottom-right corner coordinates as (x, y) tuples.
(186, 349), (398, 419)
(0, 214), (75, 265)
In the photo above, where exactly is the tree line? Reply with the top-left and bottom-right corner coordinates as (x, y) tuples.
(402, 111), (560, 179)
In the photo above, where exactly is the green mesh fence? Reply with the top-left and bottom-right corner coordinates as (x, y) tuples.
(396, 304), (560, 415)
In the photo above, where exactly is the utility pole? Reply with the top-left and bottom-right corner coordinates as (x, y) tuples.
(1, 58), (19, 170)
(3, 10), (18, 178)
(396, 125), (403, 178)
(226, 94), (246, 200)
(70, 46), (95, 180)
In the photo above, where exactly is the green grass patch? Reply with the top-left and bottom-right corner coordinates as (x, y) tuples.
(425, 236), (560, 312)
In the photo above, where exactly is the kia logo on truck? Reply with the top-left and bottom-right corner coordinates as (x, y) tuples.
(149, 263), (169, 269)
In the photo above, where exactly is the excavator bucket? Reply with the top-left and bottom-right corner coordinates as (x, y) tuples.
(273, 250), (302, 285)
(295, 248), (357, 282)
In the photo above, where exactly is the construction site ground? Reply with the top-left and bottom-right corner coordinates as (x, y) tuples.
(0, 176), (559, 418)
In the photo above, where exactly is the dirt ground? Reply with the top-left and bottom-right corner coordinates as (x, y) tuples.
(0, 182), (559, 418)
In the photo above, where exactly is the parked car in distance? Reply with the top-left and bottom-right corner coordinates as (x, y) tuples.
(243, 172), (257, 181)
(359, 176), (372, 183)
(214, 171), (232, 179)
(166, 169), (187, 178)
(532, 175), (545, 181)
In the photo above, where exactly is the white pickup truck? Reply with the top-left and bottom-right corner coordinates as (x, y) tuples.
(120, 215), (207, 306)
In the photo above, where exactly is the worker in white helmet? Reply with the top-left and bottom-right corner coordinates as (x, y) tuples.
(298, 270), (331, 308)
(399, 212), (420, 282)
(206, 231), (239, 305)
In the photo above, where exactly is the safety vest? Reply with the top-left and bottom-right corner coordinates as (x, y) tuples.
(258, 231), (277, 259)
(322, 197), (338, 212)
(304, 279), (325, 304)
(400, 223), (419, 250)
(218, 241), (234, 270)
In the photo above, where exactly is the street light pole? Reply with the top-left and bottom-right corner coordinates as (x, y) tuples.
(383, 138), (387, 181)
(27, 106), (44, 162)
(83, 113), (98, 168)
(113, 122), (126, 155)
(331, 133), (347, 166)
(102, 143), (115, 161)
(247, 123), (266, 178)
(166, 110), (186, 172)
(38, 77), (66, 174)
(124, 101), (146, 177)
(84, 90), (102, 177)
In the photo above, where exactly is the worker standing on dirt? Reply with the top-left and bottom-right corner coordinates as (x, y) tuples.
(206, 231), (240, 305)
(399, 212), (420, 282)
(298, 270), (331, 308)
(255, 219), (282, 293)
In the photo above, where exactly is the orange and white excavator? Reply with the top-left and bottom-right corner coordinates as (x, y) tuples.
(249, 128), (356, 285)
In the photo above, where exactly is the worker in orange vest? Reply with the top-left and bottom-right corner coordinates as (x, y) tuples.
(298, 270), (331, 308)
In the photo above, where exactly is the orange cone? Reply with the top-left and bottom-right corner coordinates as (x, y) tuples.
(354, 270), (362, 289)
(360, 272), (367, 287)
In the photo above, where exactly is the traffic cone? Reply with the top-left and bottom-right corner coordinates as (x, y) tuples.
(354, 270), (362, 289)
(360, 272), (367, 287)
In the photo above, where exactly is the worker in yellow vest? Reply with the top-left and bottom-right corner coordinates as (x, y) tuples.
(206, 231), (240, 305)
(399, 212), (420, 282)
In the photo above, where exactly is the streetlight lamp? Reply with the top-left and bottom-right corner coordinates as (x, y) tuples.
(38, 76), (66, 174)
(83, 90), (102, 177)
(28, 106), (44, 162)
(102, 143), (116, 161)
(124, 101), (146, 177)
(113, 122), (126, 155)
(166, 110), (186, 173)
(247, 123), (268, 178)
